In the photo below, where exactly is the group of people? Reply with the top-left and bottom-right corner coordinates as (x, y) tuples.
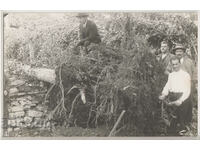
(157, 40), (196, 135)
(75, 13), (197, 136)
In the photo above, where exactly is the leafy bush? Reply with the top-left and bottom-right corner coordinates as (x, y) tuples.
(4, 12), (197, 136)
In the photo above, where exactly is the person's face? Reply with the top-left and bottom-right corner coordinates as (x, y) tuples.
(79, 17), (87, 24)
(175, 49), (184, 59)
(171, 59), (181, 72)
(160, 43), (169, 54)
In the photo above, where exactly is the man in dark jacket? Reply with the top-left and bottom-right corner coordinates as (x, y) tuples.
(76, 13), (101, 52)
(157, 40), (174, 72)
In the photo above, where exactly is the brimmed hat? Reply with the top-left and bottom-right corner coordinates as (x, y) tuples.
(76, 13), (89, 18)
(172, 44), (186, 53)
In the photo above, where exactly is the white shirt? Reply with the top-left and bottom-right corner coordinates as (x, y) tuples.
(180, 57), (184, 64)
(161, 53), (167, 60)
(82, 20), (88, 28)
(162, 69), (191, 103)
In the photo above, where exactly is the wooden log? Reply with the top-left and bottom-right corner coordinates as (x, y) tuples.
(22, 65), (56, 84)
(108, 110), (126, 137)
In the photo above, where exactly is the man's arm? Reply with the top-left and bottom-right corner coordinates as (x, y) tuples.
(159, 74), (171, 100)
(177, 73), (191, 102)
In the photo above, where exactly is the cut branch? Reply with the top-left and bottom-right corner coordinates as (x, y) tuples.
(108, 110), (126, 137)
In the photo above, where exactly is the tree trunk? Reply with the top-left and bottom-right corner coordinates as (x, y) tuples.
(22, 65), (56, 84)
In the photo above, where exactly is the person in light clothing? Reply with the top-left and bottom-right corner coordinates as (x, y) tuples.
(159, 56), (192, 135)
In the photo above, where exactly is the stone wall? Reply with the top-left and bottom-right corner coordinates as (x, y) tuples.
(5, 78), (50, 136)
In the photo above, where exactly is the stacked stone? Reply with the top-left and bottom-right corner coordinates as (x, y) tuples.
(6, 79), (49, 135)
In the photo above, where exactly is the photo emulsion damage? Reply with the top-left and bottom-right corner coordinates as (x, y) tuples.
(2, 12), (198, 138)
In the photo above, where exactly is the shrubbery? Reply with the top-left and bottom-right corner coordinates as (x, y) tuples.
(4, 12), (197, 136)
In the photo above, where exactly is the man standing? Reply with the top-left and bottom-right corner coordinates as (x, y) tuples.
(76, 13), (101, 55)
(159, 56), (192, 135)
(156, 40), (174, 86)
(157, 40), (174, 72)
(166, 44), (197, 106)
(166, 44), (196, 80)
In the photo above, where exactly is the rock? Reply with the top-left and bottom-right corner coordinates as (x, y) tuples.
(40, 81), (44, 87)
(24, 116), (33, 124)
(25, 96), (32, 100)
(26, 123), (31, 127)
(8, 119), (23, 127)
(10, 80), (25, 86)
(9, 77), (17, 82)
(29, 103), (37, 107)
(7, 128), (13, 133)
(45, 121), (51, 129)
(13, 127), (20, 132)
(11, 101), (19, 106)
(23, 105), (31, 110)
(36, 105), (45, 111)
(27, 110), (43, 118)
(8, 120), (16, 127)
(9, 111), (25, 118)
(16, 97), (27, 101)
(10, 106), (24, 112)
(19, 100), (32, 106)
(32, 120), (39, 127)
(15, 118), (24, 126)
(9, 88), (19, 95)
(32, 100), (39, 104)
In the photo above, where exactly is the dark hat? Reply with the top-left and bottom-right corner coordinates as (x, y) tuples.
(76, 13), (89, 18)
(172, 44), (186, 53)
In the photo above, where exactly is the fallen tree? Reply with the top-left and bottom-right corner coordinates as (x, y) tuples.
(6, 13), (197, 136)
(22, 64), (56, 84)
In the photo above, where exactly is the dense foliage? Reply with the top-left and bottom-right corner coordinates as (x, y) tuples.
(4, 12), (197, 136)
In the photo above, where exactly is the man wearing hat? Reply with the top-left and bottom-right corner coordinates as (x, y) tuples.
(76, 13), (101, 54)
(166, 44), (196, 83)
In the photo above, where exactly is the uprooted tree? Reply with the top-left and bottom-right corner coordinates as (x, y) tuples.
(4, 12), (198, 136)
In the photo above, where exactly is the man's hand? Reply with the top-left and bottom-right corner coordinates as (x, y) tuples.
(168, 100), (182, 106)
(159, 94), (166, 101)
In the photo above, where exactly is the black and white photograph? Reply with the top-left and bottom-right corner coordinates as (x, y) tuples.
(1, 11), (198, 138)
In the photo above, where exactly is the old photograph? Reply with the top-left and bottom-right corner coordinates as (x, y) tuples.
(1, 11), (198, 138)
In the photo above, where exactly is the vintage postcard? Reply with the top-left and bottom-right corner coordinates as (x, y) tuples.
(1, 11), (198, 139)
